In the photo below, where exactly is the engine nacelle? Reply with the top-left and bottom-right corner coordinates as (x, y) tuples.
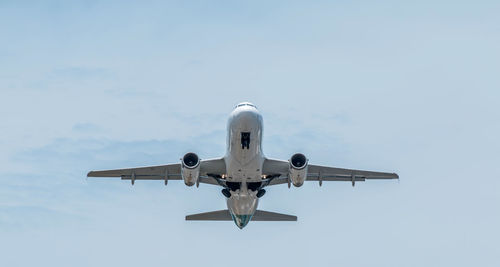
(181, 152), (200, 186)
(289, 153), (308, 187)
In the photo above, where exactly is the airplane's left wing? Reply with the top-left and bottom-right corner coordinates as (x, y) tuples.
(306, 164), (398, 184)
(87, 158), (226, 186)
(264, 158), (398, 186)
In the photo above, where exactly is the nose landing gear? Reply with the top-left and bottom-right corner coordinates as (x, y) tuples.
(241, 132), (250, 149)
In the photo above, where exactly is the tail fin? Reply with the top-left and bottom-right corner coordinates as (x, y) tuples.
(185, 210), (297, 221)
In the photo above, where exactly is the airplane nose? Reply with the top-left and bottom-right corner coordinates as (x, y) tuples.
(232, 214), (252, 229)
(233, 109), (261, 127)
(236, 108), (258, 118)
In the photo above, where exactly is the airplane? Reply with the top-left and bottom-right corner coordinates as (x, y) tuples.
(87, 102), (399, 229)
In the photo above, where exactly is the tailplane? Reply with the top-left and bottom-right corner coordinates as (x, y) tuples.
(185, 209), (297, 221)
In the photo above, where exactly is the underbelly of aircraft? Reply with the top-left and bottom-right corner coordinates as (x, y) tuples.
(225, 151), (263, 182)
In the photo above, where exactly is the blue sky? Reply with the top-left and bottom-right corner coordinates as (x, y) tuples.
(1, 1), (499, 266)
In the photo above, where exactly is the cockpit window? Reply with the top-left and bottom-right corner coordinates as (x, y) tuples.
(235, 103), (256, 108)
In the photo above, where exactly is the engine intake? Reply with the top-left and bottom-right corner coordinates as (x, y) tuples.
(182, 152), (200, 186)
(289, 153), (308, 187)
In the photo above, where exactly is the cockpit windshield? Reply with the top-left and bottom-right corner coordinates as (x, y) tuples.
(235, 102), (256, 109)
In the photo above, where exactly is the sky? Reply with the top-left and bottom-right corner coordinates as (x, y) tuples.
(1, 0), (499, 266)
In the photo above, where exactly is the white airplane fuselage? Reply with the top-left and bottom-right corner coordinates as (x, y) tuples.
(224, 103), (265, 228)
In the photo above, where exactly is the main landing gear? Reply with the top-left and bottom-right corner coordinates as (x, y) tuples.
(221, 188), (266, 198)
(221, 189), (231, 198)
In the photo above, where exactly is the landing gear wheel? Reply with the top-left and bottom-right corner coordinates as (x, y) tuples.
(256, 189), (266, 198)
(221, 189), (231, 198)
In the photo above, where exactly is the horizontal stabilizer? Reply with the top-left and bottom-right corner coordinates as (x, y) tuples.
(186, 210), (232, 221)
(253, 210), (297, 221)
(186, 210), (297, 221)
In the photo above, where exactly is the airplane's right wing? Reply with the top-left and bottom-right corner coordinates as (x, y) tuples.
(87, 158), (226, 186)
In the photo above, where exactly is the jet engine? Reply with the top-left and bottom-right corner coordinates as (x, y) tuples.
(289, 153), (308, 187)
(181, 152), (200, 186)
